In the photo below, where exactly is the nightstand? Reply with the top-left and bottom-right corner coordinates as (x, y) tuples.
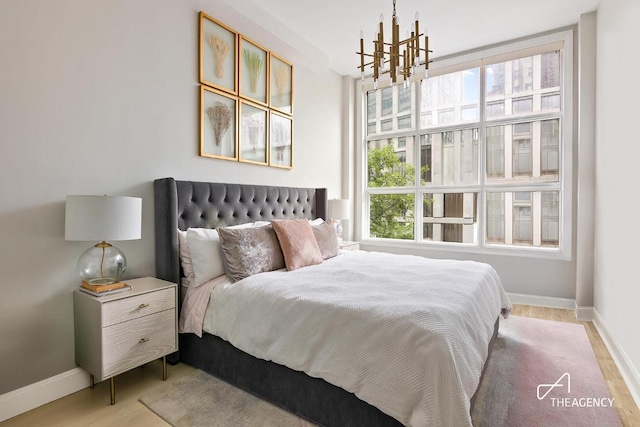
(73, 277), (178, 405)
(339, 240), (360, 251)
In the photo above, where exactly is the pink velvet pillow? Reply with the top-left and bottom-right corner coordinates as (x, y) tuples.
(272, 219), (323, 271)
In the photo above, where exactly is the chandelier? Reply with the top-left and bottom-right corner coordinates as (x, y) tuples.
(357, 0), (431, 87)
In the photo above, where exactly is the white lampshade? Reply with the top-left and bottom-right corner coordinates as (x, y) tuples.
(65, 195), (142, 241)
(65, 195), (142, 285)
(328, 199), (350, 220)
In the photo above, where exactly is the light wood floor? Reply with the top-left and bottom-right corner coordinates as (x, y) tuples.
(2, 305), (638, 426)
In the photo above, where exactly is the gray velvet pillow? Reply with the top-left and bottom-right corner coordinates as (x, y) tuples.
(312, 221), (340, 260)
(217, 225), (285, 282)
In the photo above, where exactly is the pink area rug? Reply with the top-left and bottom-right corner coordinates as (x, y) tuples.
(471, 315), (621, 427)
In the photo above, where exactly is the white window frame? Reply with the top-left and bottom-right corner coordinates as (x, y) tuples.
(355, 29), (573, 260)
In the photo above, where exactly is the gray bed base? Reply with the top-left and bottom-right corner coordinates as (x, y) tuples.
(153, 177), (498, 427)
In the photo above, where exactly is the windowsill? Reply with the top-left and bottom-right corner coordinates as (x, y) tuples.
(360, 238), (570, 261)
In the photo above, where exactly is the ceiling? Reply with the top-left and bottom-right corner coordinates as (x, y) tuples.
(219, 0), (599, 77)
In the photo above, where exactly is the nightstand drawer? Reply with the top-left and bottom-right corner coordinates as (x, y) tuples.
(102, 288), (175, 326)
(103, 309), (176, 378)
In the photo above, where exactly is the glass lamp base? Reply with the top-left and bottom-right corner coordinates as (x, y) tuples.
(77, 242), (127, 285)
(334, 220), (343, 242)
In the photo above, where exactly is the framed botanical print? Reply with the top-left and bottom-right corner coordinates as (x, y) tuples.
(199, 11), (238, 95)
(200, 85), (238, 161)
(239, 35), (268, 106)
(239, 100), (268, 165)
(269, 111), (293, 169)
(269, 52), (293, 115)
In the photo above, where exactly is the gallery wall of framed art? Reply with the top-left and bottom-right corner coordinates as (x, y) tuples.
(198, 11), (294, 169)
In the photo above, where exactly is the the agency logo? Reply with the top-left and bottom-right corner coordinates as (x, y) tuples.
(537, 372), (571, 400)
(537, 372), (615, 408)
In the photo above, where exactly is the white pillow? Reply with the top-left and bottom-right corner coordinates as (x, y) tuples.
(187, 228), (225, 287)
(309, 218), (325, 226)
(186, 222), (270, 287)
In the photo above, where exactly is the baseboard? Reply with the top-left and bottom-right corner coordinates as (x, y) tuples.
(507, 292), (576, 310)
(0, 367), (89, 423)
(575, 305), (595, 321)
(592, 309), (640, 410)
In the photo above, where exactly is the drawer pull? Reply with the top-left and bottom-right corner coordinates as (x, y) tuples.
(138, 303), (149, 309)
(139, 337), (149, 343)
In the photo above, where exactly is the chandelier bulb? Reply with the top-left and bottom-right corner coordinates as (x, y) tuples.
(361, 71), (365, 81)
(380, 13), (384, 23)
(374, 80), (378, 90)
(360, 30), (364, 39)
(415, 11), (419, 21)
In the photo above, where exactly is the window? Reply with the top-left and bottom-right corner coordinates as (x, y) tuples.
(438, 74), (455, 105)
(541, 93), (560, 111)
(363, 33), (569, 255)
(486, 101), (505, 118)
(398, 86), (411, 112)
(398, 115), (411, 129)
(541, 51), (560, 89)
(512, 57), (533, 93)
(486, 63), (505, 97)
(420, 134), (432, 183)
(513, 139), (532, 176)
(541, 119), (559, 175)
(486, 193), (505, 243)
(367, 91), (376, 118)
(486, 126), (505, 178)
(541, 191), (560, 247)
(381, 87), (393, 116)
(438, 109), (455, 125)
(512, 97), (533, 114)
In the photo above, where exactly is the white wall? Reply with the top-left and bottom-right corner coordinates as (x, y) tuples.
(575, 12), (597, 309)
(594, 0), (640, 397)
(0, 0), (344, 394)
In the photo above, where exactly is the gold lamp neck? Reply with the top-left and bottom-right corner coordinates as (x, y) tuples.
(95, 241), (113, 248)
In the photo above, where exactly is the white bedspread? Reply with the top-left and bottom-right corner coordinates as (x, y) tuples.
(202, 251), (511, 427)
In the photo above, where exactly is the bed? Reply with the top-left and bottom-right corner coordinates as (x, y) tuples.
(153, 177), (510, 427)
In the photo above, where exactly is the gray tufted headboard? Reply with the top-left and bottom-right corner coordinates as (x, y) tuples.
(153, 177), (327, 287)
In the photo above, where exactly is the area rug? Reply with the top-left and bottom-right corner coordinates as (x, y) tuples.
(471, 315), (621, 427)
(140, 316), (621, 427)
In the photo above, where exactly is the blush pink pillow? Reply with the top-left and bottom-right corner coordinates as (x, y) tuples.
(272, 219), (323, 271)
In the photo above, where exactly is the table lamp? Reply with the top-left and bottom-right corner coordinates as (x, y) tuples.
(65, 195), (142, 285)
(328, 198), (349, 242)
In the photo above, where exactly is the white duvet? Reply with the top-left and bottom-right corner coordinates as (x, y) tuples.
(202, 250), (511, 427)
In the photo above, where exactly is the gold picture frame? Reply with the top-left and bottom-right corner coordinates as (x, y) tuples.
(199, 12), (238, 95)
(200, 85), (238, 161)
(269, 52), (293, 115)
(239, 100), (268, 166)
(269, 111), (293, 169)
(239, 35), (269, 106)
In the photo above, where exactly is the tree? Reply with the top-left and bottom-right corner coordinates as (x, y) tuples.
(368, 143), (429, 240)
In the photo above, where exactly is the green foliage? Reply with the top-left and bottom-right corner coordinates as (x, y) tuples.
(368, 144), (430, 240)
